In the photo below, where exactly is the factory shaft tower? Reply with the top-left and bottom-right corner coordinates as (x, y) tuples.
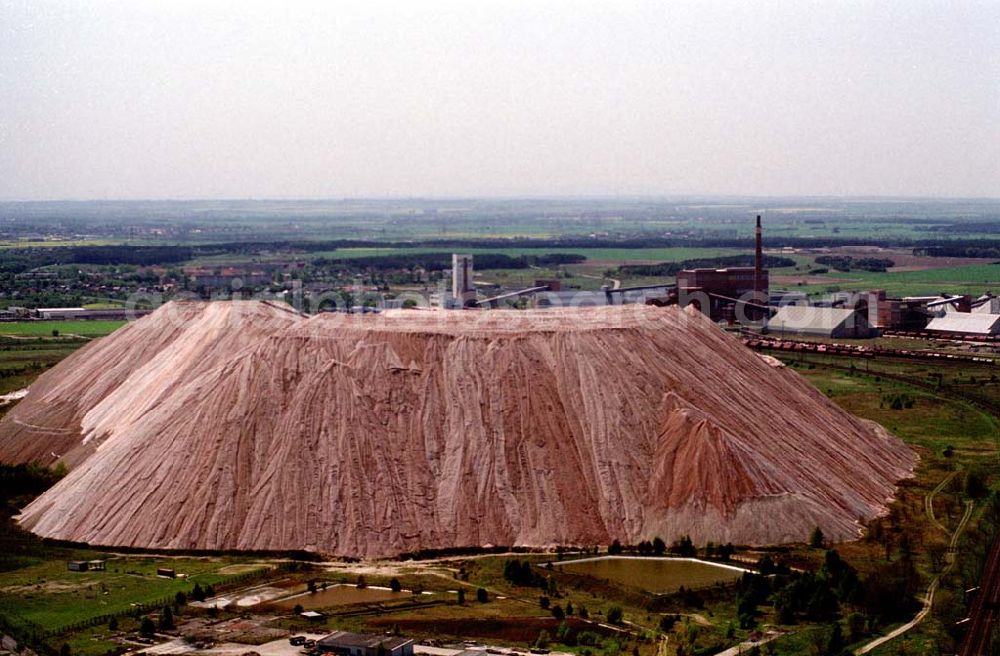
(754, 215), (764, 301)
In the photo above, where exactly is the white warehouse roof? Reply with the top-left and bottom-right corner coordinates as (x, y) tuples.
(925, 313), (1000, 336)
(767, 306), (870, 337)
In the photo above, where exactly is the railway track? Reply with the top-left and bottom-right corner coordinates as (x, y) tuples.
(959, 529), (1000, 656)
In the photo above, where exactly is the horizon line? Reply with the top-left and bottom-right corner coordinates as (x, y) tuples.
(2, 193), (1000, 204)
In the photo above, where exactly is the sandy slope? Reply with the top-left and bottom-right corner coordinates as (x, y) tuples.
(1, 301), (915, 557)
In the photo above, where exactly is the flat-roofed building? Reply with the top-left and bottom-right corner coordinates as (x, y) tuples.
(33, 307), (147, 321)
(677, 267), (769, 322)
(317, 632), (414, 656)
(677, 267), (766, 300)
(36, 307), (88, 320)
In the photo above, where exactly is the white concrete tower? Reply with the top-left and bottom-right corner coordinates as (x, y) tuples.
(452, 253), (476, 306)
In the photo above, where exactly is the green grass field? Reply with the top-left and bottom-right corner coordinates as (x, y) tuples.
(0, 240), (119, 249)
(791, 361), (1000, 454)
(799, 262), (1000, 297)
(0, 340), (86, 395)
(81, 303), (125, 310)
(192, 246), (742, 266)
(0, 321), (126, 338)
(328, 246), (740, 262)
(0, 321), (123, 395)
(0, 553), (264, 633)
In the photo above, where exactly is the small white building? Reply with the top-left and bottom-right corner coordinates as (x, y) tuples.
(36, 307), (88, 320)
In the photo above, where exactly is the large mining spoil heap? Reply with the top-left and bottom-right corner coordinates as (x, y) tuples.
(0, 301), (915, 557)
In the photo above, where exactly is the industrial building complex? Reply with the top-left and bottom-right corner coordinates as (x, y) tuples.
(422, 216), (1000, 341)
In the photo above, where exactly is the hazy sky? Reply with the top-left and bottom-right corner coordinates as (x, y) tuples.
(1, 0), (998, 200)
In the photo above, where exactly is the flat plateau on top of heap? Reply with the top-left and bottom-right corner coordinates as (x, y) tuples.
(297, 304), (701, 333)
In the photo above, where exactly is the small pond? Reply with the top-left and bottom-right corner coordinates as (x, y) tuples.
(269, 584), (407, 610)
(551, 556), (747, 593)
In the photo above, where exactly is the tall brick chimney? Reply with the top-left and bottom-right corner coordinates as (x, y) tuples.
(754, 215), (763, 300)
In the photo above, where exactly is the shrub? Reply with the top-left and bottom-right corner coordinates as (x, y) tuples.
(140, 617), (156, 638)
(965, 468), (989, 499)
(827, 622), (845, 655)
(503, 559), (545, 587)
(669, 535), (696, 557)
(847, 612), (866, 643)
(159, 606), (174, 631)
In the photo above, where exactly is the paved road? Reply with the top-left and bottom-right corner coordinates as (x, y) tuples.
(712, 631), (783, 656)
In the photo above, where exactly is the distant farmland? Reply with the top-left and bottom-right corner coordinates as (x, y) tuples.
(798, 262), (1000, 296)
(0, 320), (126, 338)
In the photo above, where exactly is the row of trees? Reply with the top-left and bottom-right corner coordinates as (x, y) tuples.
(814, 255), (895, 272)
(619, 254), (796, 278)
(313, 252), (586, 274)
(607, 536), (736, 560)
